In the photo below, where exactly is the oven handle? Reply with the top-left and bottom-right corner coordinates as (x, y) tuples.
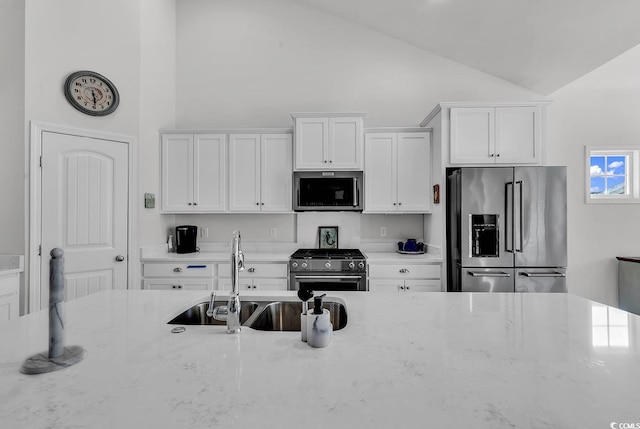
(353, 178), (358, 207)
(295, 275), (363, 280)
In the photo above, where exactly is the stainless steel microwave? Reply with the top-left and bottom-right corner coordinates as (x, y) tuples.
(293, 171), (363, 211)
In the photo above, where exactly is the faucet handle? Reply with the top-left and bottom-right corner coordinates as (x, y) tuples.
(206, 291), (216, 317)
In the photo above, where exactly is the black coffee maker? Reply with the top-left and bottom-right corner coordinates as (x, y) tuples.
(175, 225), (198, 254)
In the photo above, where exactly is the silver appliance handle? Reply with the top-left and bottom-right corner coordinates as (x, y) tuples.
(505, 181), (513, 253)
(520, 271), (566, 278)
(353, 178), (358, 207)
(295, 275), (363, 280)
(515, 180), (523, 253)
(467, 271), (511, 278)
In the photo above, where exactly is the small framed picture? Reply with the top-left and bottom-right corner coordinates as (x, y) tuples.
(318, 226), (339, 249)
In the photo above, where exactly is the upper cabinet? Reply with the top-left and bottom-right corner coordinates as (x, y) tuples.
(365, 130), (432, 213)
(229, 133), (293, 212)
(422, 102), (550, 166)
(291, 113), (365, 170)
(161, 133), (227, 213)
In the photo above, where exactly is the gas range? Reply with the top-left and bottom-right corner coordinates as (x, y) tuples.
(289, 248), (366, 273)
(289, 248), (368, 291)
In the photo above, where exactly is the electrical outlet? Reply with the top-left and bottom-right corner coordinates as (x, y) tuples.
(380, 227), (387, 237)
(269, 227), (277, 238)
(201, 227), (209, 238)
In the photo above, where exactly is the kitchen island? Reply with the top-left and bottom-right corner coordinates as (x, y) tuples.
(1, 290), (639, 428)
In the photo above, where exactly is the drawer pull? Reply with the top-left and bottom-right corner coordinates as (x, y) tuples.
(173, 267), (183, 273)
(248, 268), (256, 273)
(186, 265), (207, 269)
(399, 268), (409, 274)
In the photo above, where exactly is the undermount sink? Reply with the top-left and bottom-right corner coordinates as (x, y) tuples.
(168, 297), (348, 331)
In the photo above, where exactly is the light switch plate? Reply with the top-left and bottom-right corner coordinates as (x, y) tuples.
(144, 193), (155, 209)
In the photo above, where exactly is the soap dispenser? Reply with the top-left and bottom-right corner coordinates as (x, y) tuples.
(307, 294), (332, 348)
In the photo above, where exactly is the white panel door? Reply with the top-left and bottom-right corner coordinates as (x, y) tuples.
(261, 134), (292, 212)
(229, 134), (261, 211)
(329, 117), (363, 169)
(397, 133), (431, 212)
(450, 107), (495, 164)
(364, 133), (397, 212)
(495, 106), (541, 164)
(195, 134), (227, 211)
(161, 134), (193, 212)
(295, 117), (328, 169)
(41, 132), (128, 309)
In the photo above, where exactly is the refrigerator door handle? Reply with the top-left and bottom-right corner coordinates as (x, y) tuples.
(514, 180), (523, 253)
(467, 271), (511, 278)
(505, 181), (513, 253)
(519, 271), (566, 278)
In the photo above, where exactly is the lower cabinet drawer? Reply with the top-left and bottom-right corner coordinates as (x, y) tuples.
(404, 279), (442, 292)
(143, 278), (214, 291)
(218, 278), (288, 291)
(143, 263), (214, 278)
(218, 263), (287, 279)
(369, 264), (441, 279)
(369, 279), (441, 293)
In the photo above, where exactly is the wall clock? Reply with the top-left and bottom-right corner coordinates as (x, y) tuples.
(64, 70), (119, 116)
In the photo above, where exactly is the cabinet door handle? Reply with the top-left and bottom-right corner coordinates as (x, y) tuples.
(188, 202), (192, 205)
(193, 202), (198, 206)
(406, 286), (410, 291)
(496, 153), (500, 157)
(173, 267), (183, 273)
(399, 268), (409, 274)
(248, 268), (256, 273)
(490, 153), (495, 157)
(256, 202), (260, 205)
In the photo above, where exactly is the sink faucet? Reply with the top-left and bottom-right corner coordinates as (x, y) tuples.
(211, 230), (244, 333)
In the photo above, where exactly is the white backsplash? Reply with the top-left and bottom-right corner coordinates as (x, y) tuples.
(296, 212), (362, 248)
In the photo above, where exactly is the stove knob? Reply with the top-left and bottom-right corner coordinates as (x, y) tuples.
(358, 262), (365, 269)
(301, 262), (308, 269)
(291, 261), (298, 268)
(348, 262), (355, 269)
(325, 262), (331, 269)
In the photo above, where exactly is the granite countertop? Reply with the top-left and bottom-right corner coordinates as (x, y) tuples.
(1, 290), (639, 428)
(0, 255), (24, 276)
(141, 250), (292, 263)
(616, 256), (640, 263)
(363, 251), (443, 263)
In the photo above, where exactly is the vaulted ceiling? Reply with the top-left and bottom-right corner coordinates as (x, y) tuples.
(298, 0), (640, 95)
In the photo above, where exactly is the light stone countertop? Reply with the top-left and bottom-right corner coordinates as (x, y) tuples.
(363, 251), (443, 264)
(1, 289), (639, 428)
(141, 250), (292, 263)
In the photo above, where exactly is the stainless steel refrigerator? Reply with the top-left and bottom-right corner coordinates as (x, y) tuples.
(446, 166), (567, 293)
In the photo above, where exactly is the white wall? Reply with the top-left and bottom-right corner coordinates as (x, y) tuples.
(548, 44), (640, 306)
(0, 0), (25, 255)
(175, 0), (539, 129)
(139, 0), (176, 246)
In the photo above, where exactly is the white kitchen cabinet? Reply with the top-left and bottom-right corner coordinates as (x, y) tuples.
(0, 273), (20, 321)
(365, 130), (431, 213)
(369, 263), (441, 293)
(142, 262), (215, 291)
(292, 113), (365, 170)
(143, 278), (214, 291)
(161, 133), (227, 212)
(219, 262), (288, 291)
(450, 105), (541, 165)
(229, 133), (292, 212)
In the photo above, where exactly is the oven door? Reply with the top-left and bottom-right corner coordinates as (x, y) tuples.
(290, 273), (367, 291)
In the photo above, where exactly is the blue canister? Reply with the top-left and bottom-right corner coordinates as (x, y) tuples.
(404, 239), (418, 252)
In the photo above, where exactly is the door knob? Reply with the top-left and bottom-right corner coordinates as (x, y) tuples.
(115, 255), (125, 262)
